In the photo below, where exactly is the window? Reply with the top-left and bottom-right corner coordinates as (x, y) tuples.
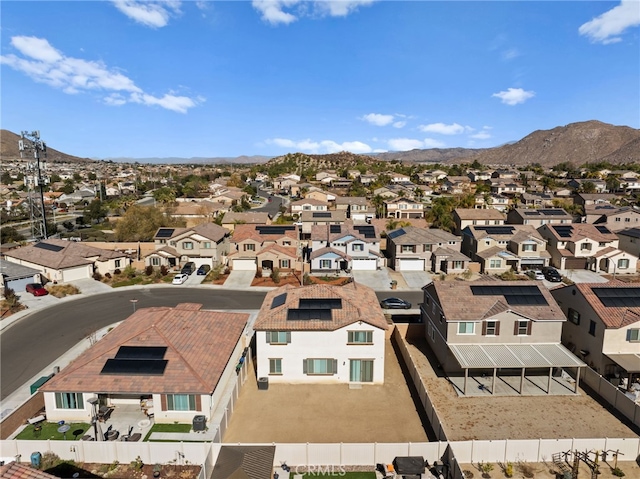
(320, 259), (332, 269)
(568, 308), (581, 325)
(170, 241), (176, 247)
(304, 358), (337, 375)
(183, 241), (194, 250)
(489, 259), (502, 268)
(452, 261), (464, 269)
(166, 394), (196, 411)
(55, 392), (83, 409)
(202, 242), (211, 249)
(618, 259), (630, 269)
(599, 242), (607, 247)
(580, 243), (592, 251)
(517, 321), (529, 335)
(269, 358), (282, 374)
(402, 245), (415, 253)
(348, 331), (373, 344)
(628, 329), (640, 342)
(484, 321), (499, 336)
(352, 243), (364, 252)
(151, 257), (161, 266)
(243, 244), (255, 251)
(267, 331), (291, 344)
(458, 322), (475, 335)
(625, 217), (631, 222)
(303, 205), (311, 210)
(423, 244), (432, 252)
(349, 359), (373, 382)
(522, 243), (536, 252)
(589, 320), (596, 336)
(114, 259), (121, 268)
(615, 217), (622, 222)
(279, 259), (290, 268)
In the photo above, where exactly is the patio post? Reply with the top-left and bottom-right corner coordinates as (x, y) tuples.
(492, 368), (496, 395)
(520, 367), (525, 394)
(547, 367), (553, 394)
(574, 367), (581, 393)
(463, 368), (468, 395)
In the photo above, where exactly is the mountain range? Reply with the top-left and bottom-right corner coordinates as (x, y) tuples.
(1, 120), (638, 167)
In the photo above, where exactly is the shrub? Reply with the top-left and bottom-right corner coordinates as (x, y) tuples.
(211, 264), (225, 281)
(114, 268), (121, 275)
(104, 272), (112, 279)
(611, 467), (625, 477)
(92, 272), (103, 281)
(124, 264), (136, 278)
(131, 456), (144, 471)
(2, 287), (21, 312)
(40, 451), (62, 470)
(270, 268), (281, 284)
(160, 265), (169, 276)
(145, 265), (154, 276)
(479, 462), (494, 478)
(255, 267), (263, 279)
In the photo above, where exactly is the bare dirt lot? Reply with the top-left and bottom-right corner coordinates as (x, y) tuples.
(400, 327), (640, 441)
(223, 337), (432, 443)
(460, 460), (640, 479)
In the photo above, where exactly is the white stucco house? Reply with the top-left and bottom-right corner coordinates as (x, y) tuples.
(253, 283), (388, 385)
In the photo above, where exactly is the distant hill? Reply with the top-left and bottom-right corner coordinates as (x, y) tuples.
(374, 147), (488, 163)
(460, 120), (640, 167)
(102, 155), (273, 165)
(0, 129), (93, 163)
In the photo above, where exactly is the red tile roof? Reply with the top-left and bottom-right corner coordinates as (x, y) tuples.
(42, 303), (248, 395)
(0, 462), (58, 479)
(571, 282), (640, 329)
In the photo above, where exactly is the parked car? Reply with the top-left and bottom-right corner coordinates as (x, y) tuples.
(172, 273), (189, 285)
(380, 297), (412, 309)
(526, 270), (545, 280)
(25, 283), (48, 296)
(542, 267), (562, 282)
(197, 264), (211, 276)
(181, 262), (196, 275)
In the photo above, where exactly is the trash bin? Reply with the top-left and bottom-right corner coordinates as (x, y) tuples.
(193, 414), (206, 432)
(30, 452), (42, 467)
(258, 377), (269, 390)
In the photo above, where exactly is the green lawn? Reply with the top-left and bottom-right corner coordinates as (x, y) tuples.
(16, 422), (90, 441)
(143, 422), (192, 441)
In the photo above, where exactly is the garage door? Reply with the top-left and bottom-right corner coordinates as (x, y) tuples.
(397, 258), (425, 271)
(564, 257), (588, 270)
(62, 265), (92, 282)
(233, 258), (257, 271)
(351, 258), (377, 271)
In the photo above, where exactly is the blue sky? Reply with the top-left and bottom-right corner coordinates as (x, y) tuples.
(2, 1), (639, 159)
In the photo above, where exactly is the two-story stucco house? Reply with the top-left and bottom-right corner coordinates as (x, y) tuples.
(309, 221), (383, 272)
(590, 206), (640, 232)
(299, 210), (346, 238)
(386, 226), (470, 273)
(254, 283), (388, 384)
(506, 208), (573, 228)
(146, 223), (230, 270)
(289, 198), (329, 216)
(229, 224), (300, 273)
(617, 228), (640, 259)
(384, 197), (425, 219)
(421, 281), (584, 395)
(550, 283), (640, 385)
(453, 208), (505, 235)
(334, 196), (375, 221)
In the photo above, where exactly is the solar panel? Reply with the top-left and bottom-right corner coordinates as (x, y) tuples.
(287, 309), (333, 320)
(299, 298), (342, 309)
(255, 225), (296, 235)
(592, 287), (640, 307)
(330, 225), (341, 234)
(595, 225), (612, 234)
(552, 225), (573, 238)
(387, 229), (406, 239)
(523, 211), (539, 216)
(115, 346), (167, 360)
(354, 225), (376, 238)
(470, 285), (548, 306)
(271, 292), (288, 309)
(312, 212), (332, 218)
(101, 359), (168, 375)
(155, 228), (175, 238)
(539, 209), (566, 216)
(474, 226), (515, 235)
(34, 242), (64, 252)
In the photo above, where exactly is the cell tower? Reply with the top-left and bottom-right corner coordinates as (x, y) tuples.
(19, 130), (50, 240)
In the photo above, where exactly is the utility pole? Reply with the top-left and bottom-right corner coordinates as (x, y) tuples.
(19, 131), (49, 240)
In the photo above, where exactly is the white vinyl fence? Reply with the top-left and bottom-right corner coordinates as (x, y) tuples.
(581, 367), (640, 429)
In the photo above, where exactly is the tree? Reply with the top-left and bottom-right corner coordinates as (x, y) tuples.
(0, 226), (25, 243)
(88, 172), (97, 181)
(1, 172), (13, 185)
(153, 186), (176, 204)
(113, 205), (185, 241)
(579, 181), (596, 194)
(84, 199), (107, 223)
(60, 179), (75, 194)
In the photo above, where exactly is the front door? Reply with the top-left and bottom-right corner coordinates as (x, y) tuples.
(349, 359), (374, 382)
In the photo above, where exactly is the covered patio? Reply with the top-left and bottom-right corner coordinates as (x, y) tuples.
(448, 343), (585, 396)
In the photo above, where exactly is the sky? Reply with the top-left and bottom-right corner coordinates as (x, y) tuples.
(1, 1), (639, 160)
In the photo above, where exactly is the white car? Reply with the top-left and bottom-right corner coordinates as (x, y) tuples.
(172, 273), (189, 285)
(526, 270), (545, 280)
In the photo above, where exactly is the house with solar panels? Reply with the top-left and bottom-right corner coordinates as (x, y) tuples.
(506, 208), (573, 228)
(550, 283), (640, 384)
(309, 220), (383, 272)
(537, 223), (637, 273)
(228, 224), (300, 273)
(3, 239), (130, 283)
(461, 224), (550, 273)
(299, 209), (346, 238)
(41, 303), (249, 428)
(147, 223), (230, 270)
(254, 283), (388, 384)
(421, 281), (584, 395)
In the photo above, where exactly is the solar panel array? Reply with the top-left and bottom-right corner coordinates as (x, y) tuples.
(101, 345), (168, 375)
(312, 212), (332, 218)
(387, 229), (406, 240)
(552, 225), (573, 238)
(539, 209), (566, 216)
(255, 225), (296, 235)
(473, 226), (515, 235)
(271, 292), (288, 309)
(523, 211), (540, 216)
(299, 298), (342, 309)
(354, 225), (376, 238)
(155, 228), (175, 238)
(470, 285), (548, 306)
(34, 242), (64, 252)
(330, 225), (342, 234)
(287, 309), (333, 320)
(595, 225), (612, 234)
(592, 287), (640, 308)
(115, 346), (167, 360)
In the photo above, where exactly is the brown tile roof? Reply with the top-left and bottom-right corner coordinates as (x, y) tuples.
(465, 224), (541, 240)
(42, 303), (248, 395)
(254, 283), (388, 331)
(290, 198), (329, 206)
(0, 462), (59, 479)
(428, 281), (566, 321)
(386, 226), (459, 245)
(454, 208), (505, 220)
(257, 243), (298, 259)
(4, 239), (127, 269)
(569, 283), (640, 329)
(310, 219), (380, 243)
(543, 223), (619, 242)
(223, 212), (271, 224)
(231, 224), (298, 244)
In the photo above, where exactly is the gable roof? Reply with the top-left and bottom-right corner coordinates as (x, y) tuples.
(310, 220), (380, 243)
(222, 212), (271, 224)
(42, 303), (248, 395)
(386, 226), (459, 245)
(154, 223), (228, 242)
(0, 462), (59, 479)
(231, 224), (298, 244)
(618, 227), (640, 239)
(541, 223), (619, 242)
(255, 283), (388, 331)
(560, 283), (640, 329)
(454, 208), (505, 220)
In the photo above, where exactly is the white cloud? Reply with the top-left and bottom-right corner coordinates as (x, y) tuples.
(502, 48), (520, 60)
(579, 0), (640, 44)
(418, 122), (470, 135)
(392, 121), (406, 129)
(387, 138), (445, 151)
(111, 0), (181, 28)
(0, 35), (200, 113)
(266, 137), (373, 154)
(361, 113), (394, 126)
(471, 131), (492, 140)
(492, 87), (535, 106)
(252, 0), (376, 25)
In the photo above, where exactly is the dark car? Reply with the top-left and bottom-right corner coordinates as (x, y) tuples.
(542, 267), (562, 282)
(197, 264), (211, 276)
(380, 297), (412, 309)
(26, 283), (49, 296)
(181, 262), (196, 275)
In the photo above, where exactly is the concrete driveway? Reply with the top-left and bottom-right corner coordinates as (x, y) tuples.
(67, 278), (113, 294)
(352, 268), (392, 291)
(401, 271), (433, 290)
(224, 270), (256, 289)
(558, 269), (609, 283)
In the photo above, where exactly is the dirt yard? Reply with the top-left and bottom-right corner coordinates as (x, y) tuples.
(401, 330), (640, 441)
(459, 460), (640, 479)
